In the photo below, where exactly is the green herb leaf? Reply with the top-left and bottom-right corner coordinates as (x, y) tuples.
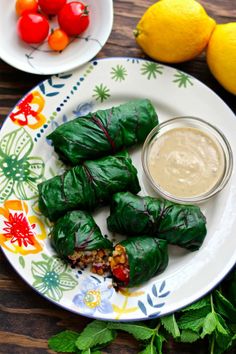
(161, 314), (180, 338)
(81, 350), (102, 354)
(200, 312), (218, 338)
(177, 306), (211, 332)
(181, 296), (210, 312)
(48, 330), (79, 353)
(154, 333), (165, 354)
(139, 343), (157, 354)
(214, 290), (236, 323)
(212, 314), (232, 353)
(76, 321), (116, 350)
(108, 322), (154, 340)
(180, 329), (200, 343)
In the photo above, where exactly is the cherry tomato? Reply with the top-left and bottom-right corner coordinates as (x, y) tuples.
(48, 28), (69, 51)
(15, 0), (38, 16)
(38, 0), (67, 15)
(58, 1), (90, 36)
(17, 13), (49, 44)
(113, 266), (129, 284)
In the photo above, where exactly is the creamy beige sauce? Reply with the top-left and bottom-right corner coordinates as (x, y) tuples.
(148, 127), (225, 198)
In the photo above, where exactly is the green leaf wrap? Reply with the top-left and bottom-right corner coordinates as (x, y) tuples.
(47, 99), (158, 165)
(38, 152), (140, 221)
(117, 236), (168, 287)
(50, 210), (113, 257)
(107, 192), (207, 251)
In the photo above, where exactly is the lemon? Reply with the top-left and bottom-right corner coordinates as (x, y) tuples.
(134, 0), (216, 63)
(207, 23), (236, 95)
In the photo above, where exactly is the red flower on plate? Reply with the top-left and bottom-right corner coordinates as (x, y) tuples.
(0, 200), (46, 255)
(3, 212), (36, 248)
(10, 91), (46, 129)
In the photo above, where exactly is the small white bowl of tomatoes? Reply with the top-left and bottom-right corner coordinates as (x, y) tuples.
(0, 0), (113, 75)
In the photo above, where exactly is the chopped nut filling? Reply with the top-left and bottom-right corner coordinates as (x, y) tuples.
(109, 244), (130, 285)
(68, 248), (111, 275)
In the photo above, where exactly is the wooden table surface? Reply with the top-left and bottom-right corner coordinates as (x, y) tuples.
(0, 1), (235, 353)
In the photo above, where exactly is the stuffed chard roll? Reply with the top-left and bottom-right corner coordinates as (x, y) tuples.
(50, 210), (113, 275)
(47, 99), (158, 165)
(109, 237), (168, 288)
(38, 152), (140, 221)
(107, 192), (207, 251)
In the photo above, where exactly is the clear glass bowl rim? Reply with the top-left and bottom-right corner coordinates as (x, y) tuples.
(142, 116), (234, 204)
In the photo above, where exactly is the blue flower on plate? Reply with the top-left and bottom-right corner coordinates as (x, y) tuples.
(72, 101), (94, 117)
(72, 277), (114, 315)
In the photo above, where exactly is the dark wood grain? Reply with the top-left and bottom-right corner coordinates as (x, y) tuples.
(0, 1), (235, 353)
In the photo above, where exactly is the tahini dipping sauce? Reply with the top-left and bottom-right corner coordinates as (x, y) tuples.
(148, 127), (225, 198)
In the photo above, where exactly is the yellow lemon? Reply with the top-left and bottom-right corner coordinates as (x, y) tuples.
(134, 0), (216, 63)
(207, 23), (236, 95)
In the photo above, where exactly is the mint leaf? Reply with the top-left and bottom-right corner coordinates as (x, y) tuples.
(139, 343), (157, 354)
(161, 314), (180, 338)
(216, 314), (230, 336)
(214, 290), (236, 322)
(76, 321), (116, 350)
(154, 334), (165, 354)
(177, 306), (211, 332)
(201, 312), (218, 338)
(180, 329), (200, 343)
(181, 297), (210, 312)
(48, 330), (79, 352)
(108, 322), (154, 340)
(81, 350), (102, 354)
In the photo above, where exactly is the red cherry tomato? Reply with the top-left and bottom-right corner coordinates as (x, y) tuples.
(113, 266), (129, 284)
(17, 13), (49, 44)
(38, 0), (67, 15)
(58, 1), (90, 36)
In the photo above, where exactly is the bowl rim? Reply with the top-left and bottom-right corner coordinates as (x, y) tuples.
(0, 0), (114, 75)
(142, 116), (234, 204)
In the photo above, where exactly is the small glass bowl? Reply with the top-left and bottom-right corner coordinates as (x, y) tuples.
(142, 116), (233, 204)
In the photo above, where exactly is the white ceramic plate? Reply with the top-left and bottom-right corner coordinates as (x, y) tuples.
(0, 58), (235, 321)
(0, 0), (113, 75)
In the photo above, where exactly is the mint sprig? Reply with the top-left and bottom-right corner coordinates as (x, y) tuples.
(48, 269), (236, 354)
(75, 321), (116, 350)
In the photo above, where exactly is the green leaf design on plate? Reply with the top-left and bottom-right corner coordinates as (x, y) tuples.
(141, 61), (163, 80)
(0, 128), (45, 202)
(19, 256), (25, 269)
(31, 255), (78, 302)
(111, 65), (127, 82)
(92, 84), (110, 103)
(173, 70), (194, 88)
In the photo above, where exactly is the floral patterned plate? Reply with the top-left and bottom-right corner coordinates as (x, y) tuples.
(0, 58), (236, 321)
(0, 0), (113, 75)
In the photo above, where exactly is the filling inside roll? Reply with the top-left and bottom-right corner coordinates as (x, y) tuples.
(68, 248), (111, 275)
(109, 245), (130, 285)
